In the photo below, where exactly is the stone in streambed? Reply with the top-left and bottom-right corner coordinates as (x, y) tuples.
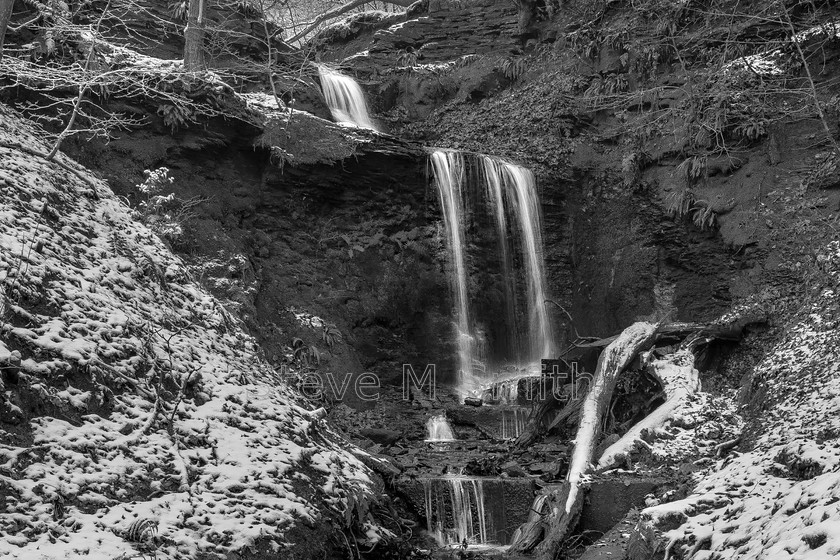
(359, 428), (402, 445)
(501, 461), (527, 477)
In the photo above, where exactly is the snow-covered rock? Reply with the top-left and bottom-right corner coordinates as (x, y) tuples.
(636, 242), (840, 559)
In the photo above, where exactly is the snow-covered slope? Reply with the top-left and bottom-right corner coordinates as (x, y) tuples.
(0, 106), (378, 559)
(638, 242), (840, 559)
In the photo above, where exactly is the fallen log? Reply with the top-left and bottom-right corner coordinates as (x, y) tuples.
(510, 313), (765, 558)
(510, 322), (658, 557)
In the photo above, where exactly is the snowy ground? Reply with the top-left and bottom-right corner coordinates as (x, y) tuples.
(0, 106), (380, 559)
(638, 242), (840, 559)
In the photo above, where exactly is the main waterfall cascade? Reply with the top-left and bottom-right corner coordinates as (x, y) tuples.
(429, 152), (475, 392)
(429, 150), (556, 395)
(316, 65), (378, 131)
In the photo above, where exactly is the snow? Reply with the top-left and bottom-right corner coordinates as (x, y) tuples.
(0, 106), (376, 558)
(597, 348), (702, 470)
(638, 242), (840, 559)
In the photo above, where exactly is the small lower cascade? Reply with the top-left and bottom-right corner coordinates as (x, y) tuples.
(428, 150), (555, 395)
(426, 415), (456, 442)
(316, 65), (378, 131)
(423, 476), (488, 546)
(500, 408), (529, 440)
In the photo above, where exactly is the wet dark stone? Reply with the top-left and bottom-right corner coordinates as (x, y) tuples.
(360, 428), (403, 445)
(577, 474), (667, 536)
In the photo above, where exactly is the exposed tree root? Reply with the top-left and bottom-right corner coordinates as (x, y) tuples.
(510, 322), (658, 557)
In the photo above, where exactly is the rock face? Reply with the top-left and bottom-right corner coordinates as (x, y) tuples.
(320, 0), (520, 66)
(66, 96), (468, 401)
(317, 0), (521, 122)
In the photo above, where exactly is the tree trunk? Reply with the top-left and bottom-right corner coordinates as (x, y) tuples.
(184, 0), (206, 72)
(0, 0), (15, 59)
(510, 322), (658, 558)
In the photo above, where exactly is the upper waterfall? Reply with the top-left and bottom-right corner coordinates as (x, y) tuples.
(316, 65), (378, 131)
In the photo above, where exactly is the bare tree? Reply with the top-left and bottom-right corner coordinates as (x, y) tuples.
(0, 2), (231, 158)
(0, 0), (13, 58)
(184, 0), (206, 71)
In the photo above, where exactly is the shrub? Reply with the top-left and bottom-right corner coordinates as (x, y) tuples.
(134, 168), (204, 246)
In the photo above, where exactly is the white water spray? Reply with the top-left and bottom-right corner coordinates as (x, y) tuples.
(317, 65), (378, 131)
(500, 408), (529, 440)
(426, 415), (456, 442)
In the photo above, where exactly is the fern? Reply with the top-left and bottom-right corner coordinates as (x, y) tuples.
(51, 492), (65, 521)
(396, 49), (418, 67)
(291, 338), (321, 367)
(168, 0), (188, 21)
(691, 203), (717, 230)
(322, 324), (343, 349)
(666, 189), (695, 219)
(125, 517), (159, 543)
(501, 56), (528, 81)
(676, 155), (707, 186)
(666, 189), (718, 230)
(157, 103), (194, 133)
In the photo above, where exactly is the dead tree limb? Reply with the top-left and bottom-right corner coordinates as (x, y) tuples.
(510, 322), (658, 557)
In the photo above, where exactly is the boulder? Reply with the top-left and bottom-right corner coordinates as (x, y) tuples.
(360, 428), (403, 445)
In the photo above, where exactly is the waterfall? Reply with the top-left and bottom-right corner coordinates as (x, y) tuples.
(482, 157), (555, 361)
(500, 408), (528, 440)
(426, 414), (456, 442)
(481, 157), (521, 361)
(317, 65), (378, 131)
(429, 151), (475, 391)
(428, 150), (555, 395)
(502, 164), (554, 360)
(422, 476), (488, 546)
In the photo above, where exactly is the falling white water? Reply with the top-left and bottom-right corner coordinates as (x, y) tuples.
(423, 476), (488, 546)
(500, 408), (529, 440)
(430, 151), (475, 391)
(429, 151), (555, 396)
(482, 157), (521, 361)
(426, 415), (456, 442)
(316, 65), (378, 131)
(502, 163), (555, 360)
